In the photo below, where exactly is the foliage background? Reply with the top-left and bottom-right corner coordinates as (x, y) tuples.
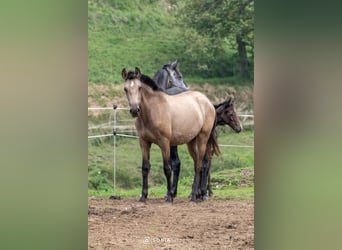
(88, 0), (254, 84)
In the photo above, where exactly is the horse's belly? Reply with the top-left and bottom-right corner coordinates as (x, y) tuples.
(169, 105), (204, 145)
(170, 134), (196, 146)
(170, 123), (202, 145)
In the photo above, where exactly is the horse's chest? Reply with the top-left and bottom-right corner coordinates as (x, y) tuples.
(135, 119), (166, 143)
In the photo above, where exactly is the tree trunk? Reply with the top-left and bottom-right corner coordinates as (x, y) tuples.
(236, 34), (249, 79)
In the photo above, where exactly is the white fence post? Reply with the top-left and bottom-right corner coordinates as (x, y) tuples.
(113, 104), (117, 195)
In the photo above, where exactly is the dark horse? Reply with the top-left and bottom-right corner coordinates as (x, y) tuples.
(152, 60), (188, 198)
(153, 61), (242, 199)
(153, 59), (188, 95)
(205, 99), (242, 196)
(122, 67), (220, 202)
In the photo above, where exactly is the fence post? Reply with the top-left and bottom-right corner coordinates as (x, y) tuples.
(113, 104), (117, 195)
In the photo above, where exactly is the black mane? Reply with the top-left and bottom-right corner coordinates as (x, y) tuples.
(140, 74), (161, 91)
(214, 98), (233, 109)
(126, 70), (161, 91)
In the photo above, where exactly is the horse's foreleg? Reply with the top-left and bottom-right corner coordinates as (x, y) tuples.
(160, 141), (173, 202)
(139, 140), (151, 202)
(170, 146), (181, 197)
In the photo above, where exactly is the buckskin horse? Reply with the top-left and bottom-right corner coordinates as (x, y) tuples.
(122, 67), (220, 202)
(153, 61), (242, 199)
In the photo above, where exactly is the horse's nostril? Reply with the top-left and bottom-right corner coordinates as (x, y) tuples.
(129, 107), (140, 117)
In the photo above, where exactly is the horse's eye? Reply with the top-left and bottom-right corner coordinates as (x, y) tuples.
(124, 88), (127, 93)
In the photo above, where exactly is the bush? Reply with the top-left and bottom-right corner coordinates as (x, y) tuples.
(88, 170), (112, 191)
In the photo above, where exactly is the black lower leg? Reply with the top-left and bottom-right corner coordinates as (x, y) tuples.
(140, 159), (150, 202)
(170, 146), (181, 197)
(163, 159), (173, 202)
(200, 155), (210, 197)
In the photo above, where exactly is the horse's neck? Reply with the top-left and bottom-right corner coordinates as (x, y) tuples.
(215, 107), (225, 125)
(153, 70), (168, 90)
(139, 86), (164, 120)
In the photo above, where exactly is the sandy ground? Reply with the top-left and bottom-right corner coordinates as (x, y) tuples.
(88, 197), (254, 249)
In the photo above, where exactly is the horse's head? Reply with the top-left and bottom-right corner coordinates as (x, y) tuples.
(162, 60), (188, 89)
(122, 67), (143, 117)
(215, 98), (242, 133)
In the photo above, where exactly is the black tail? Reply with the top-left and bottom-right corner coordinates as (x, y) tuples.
(206, 124), (221, 158)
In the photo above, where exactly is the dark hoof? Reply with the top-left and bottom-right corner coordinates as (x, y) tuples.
(165, 195), (173, 203)
(139, 196), (147, 202)
(190, 195), (198, 202)
(109, 195), (121, 200)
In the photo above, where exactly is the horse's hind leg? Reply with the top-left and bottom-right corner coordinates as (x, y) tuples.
(207, 158), (214, 197)
(201, 154), (210, 200)
(186, 138), (201, 201)
(139, 140), (151, 202)
(190, 134), (210, 202)
(170, 146), (181, 197)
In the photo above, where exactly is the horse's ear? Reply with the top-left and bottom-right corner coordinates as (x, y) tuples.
(170, 59), (178, 69)
(122, 68), (127, 80)
(135, 67), (141, 78)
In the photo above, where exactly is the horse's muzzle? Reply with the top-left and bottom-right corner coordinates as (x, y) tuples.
(130, 107), (140, 117)
(235, 125), (242, 133)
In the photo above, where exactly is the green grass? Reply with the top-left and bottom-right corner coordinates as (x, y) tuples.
(88, 178), (254, 200)
(88, 127), (254, 199)
(186, 76), (253, 86)
(88, 0), (253, 84)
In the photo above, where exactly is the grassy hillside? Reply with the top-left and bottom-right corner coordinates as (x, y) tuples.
(88, 0), (251, 84)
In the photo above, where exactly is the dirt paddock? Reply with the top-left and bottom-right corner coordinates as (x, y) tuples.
(88, 197), (254, 249)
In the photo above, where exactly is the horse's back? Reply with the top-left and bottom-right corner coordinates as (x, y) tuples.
(165, 91), (215, 145)
(171, 91), (214, 115)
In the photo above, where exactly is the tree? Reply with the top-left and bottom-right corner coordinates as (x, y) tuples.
(180, 0), (254, 80)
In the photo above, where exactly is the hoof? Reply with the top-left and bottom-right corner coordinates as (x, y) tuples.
(109, 195), (121, 200)
(165, 195), (173, 203)
(139, 195), (147, 202)
(202, 195), (209, 201)
(190, 195), (198, 202)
